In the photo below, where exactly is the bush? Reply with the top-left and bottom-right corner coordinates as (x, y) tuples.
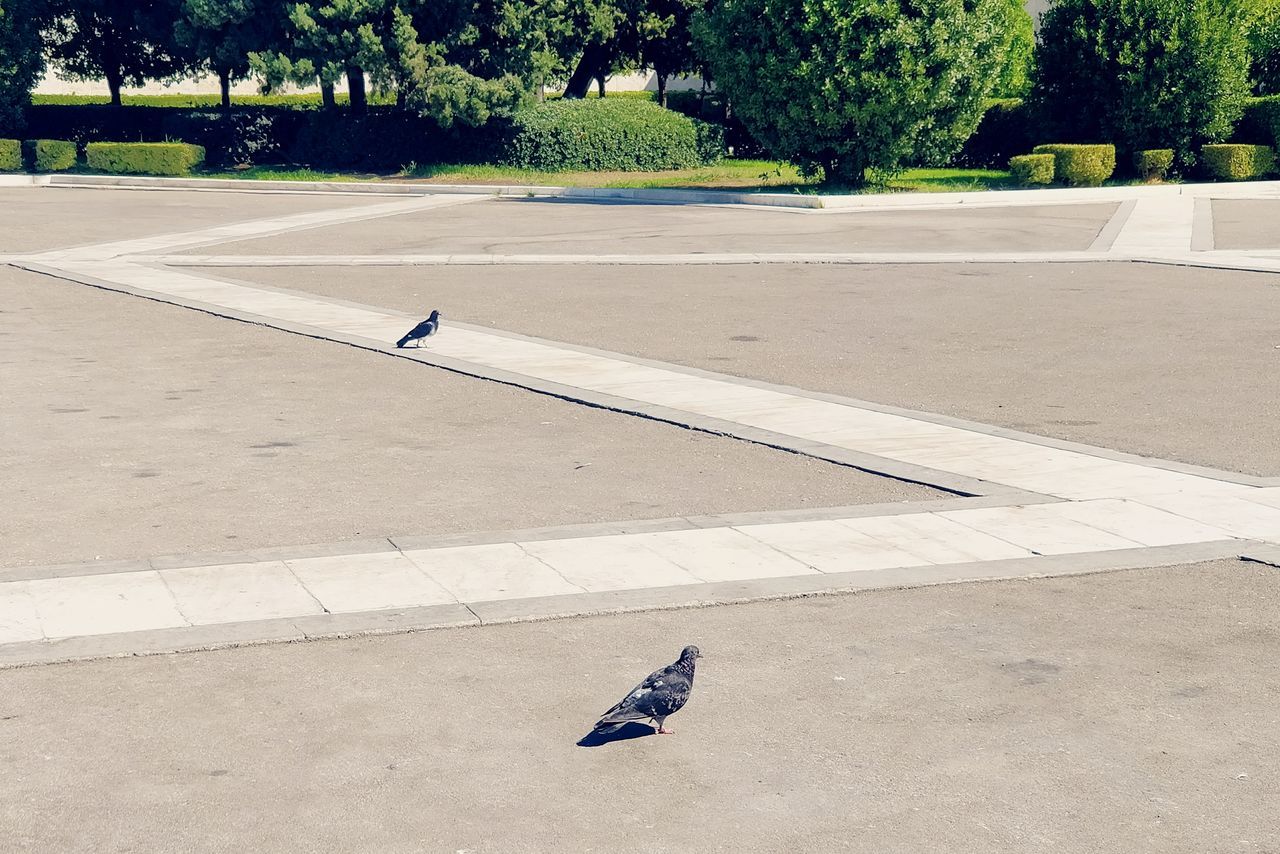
(0, 138), (21, 171)
(500, 99), (710, 171)
(666, 90), (767, 158)
(24, 138), (77, 171)
(1032, 0), (1251, 168)
(1134, 149), (1176, 180)
(86, 142), (206, 176)
(0, 0), (43, 135)
(696, 0), (1017, 185)
(1009, 153), (1055, 185)
(953, 98), (1038, 168)
(1246, 2), (1280, 95)
(1200, 143), (1277, 179)
(1235, 95), (1280, 145)
(1032, 143), (1117, 186)
(995, 0), (1036, 98)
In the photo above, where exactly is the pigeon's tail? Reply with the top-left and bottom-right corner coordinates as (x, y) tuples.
(395, 334), (412, 348)
(592, 720), (628, 734)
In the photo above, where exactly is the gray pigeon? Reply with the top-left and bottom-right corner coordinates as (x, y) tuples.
(593, 645), (702, 735)
(396, 309), (440, 348)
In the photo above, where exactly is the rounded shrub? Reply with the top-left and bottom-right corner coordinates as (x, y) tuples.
(1200, 143), (1277, 179)
(24, 138), (77, 171)
(86, 142), (206, 176)
(696, 0), (1018, 186)
(1009, 153), (1055, 185)
(1032, 144), (1117, 186)
(1031, 0), (1251, 168)
(1134, 149), (1175, 181)
(0, 138), (21, 171)
(501, 99), (716, 171)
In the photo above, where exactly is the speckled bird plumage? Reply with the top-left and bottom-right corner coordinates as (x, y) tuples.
(593, 645), (702, 735)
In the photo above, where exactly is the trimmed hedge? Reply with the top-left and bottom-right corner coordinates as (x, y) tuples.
(1200, 144), (1277, 180)
(501, 99), (719, 171)
(0, 138), (21, 171)
(1009, 153), (1055, 185)
(1032, 143), (1116, 186)
(24, 138), (77, 171)
(86, 142), (206, 176)
(1134, 149), (1175, 181)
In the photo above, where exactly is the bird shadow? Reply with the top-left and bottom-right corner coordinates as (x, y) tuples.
(576, 722), (656, 748)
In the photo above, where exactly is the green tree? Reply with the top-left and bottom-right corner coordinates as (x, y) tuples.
(176, 0), (286, 109)
(1031, 0), (1251, 166)
(44, 0), (190, 107)
(695, 0), (1015, 186)
(994, 0), (1034, 98)
(1245, 0), (1280, 94)
(0, 0), (46, 133)
(640, 0), (702, 106)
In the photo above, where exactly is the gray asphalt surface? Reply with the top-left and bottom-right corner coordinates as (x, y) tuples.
(0, 268), (937, 568)
(0, 187), (376, 254)
(3, 560), (1276, 853)
(221, 261), (1280, 476)
(189, 197), (1120, 256)
(1212, 199), (1280, 250)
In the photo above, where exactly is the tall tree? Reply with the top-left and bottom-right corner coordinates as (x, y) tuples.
(0, 0), (46, 133)
(176, 0), (285, 109)
(44, 0), (190, 107)
(639, 0), (701, 106)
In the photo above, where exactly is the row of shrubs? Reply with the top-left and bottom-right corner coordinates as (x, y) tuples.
(17, 99), (724, 173)
(0, 139), (206, 175)
(1007, 143), (1277, 187)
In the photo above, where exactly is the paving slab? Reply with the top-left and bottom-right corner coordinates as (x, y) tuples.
(0, 268), (939, 569)
(1, 560), (1275, 853)
(1211, 198), (1280, 250)
(0, 187), (378, 254)
(220, 261), (1280, 476)
(186, 197), (1121, 256)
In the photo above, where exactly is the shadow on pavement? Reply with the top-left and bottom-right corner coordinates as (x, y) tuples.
(576, 722), (656, 747)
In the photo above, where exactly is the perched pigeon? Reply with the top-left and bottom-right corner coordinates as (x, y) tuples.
(593, 645), (702, 735)
(396, 310), (441, 348)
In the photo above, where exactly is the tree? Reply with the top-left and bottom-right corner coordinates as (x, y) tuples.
(1031, 0), (1251, 166)
(44, 0), (190, 107)
(0, 0), (45, 134)
(639, 0), (702, 106)
(1245, 0), (1280, 94)
(176, 0), (285, 109)
(994, 0), (1034, 98)
(695, 0), (1015, 185)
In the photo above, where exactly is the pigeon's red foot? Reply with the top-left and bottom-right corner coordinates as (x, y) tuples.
(657, 727), (674, 734)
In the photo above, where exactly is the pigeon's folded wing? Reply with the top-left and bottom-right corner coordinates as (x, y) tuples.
(595, 665), (689, 728)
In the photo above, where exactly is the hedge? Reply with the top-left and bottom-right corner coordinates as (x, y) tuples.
(1032, 143), (1116, 186)
(1009, 153), (1055, 185)
(953, 99), (1037, 169)
(1233, 96), (1280, 147)
(0, 138), (20, 171)
(501, 99), (719, 171)
(1134, 149), (1175, 181)
(86, 142), (206, 176)
(1200, 144), (1276, 180)
(24, 138), (77, 171)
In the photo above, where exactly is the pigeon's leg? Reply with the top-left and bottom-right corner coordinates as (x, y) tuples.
(654, 716), (673, 734)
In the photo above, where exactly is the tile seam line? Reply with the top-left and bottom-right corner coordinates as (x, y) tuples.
(511, 543), (589, 595)
(11, 260), (1005, 499)
(281, 561), (332, 615)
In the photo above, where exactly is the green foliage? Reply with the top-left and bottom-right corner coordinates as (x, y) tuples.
(1200, 143), (1277, 178)
(0, 0), (45, 134)
(695, 0), (1016, 186)
(501, 98), (712, 171)
(86, 141), (207, 175)
(1235, 94), (1280, 145)
(1032, 143), (1117, 186)
(995, 0), (1035, 98)
(44, 0), (191, 106)
(1031, 0), (1251, 167)
(953, 98), (1038, 168)
(24, 138), (78, 171)
(1009, 153), (1055, 185)
(1134, 148), (1175, 180)
(1245, 1), (1280, 94)
(0, 137), (21, 170)
(30, 92), (398, 108)
(176, 0), (285, 104)
(407, 65), (526, 128)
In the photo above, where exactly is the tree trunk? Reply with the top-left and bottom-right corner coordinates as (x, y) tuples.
(106, 67), (123, 107)
(563, 44), (607, 99)
(347, 66), (367, 113)
(219, 69), (232, 111)
(320, 81), (336, 109)
(656, 73), (667, 108)
(596, 75), (606, 97)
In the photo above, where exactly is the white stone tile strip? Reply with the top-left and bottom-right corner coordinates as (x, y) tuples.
(30, 194), (481, 262)
(0, 499), (1243, 646)
(1108, 195), (1196, 255)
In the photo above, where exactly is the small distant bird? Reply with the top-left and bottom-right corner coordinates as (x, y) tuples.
(396, 310), (441, 348)
(593, 645), (702, 735)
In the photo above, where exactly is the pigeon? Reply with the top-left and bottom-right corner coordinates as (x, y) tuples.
(396, 310), (441, 348)
(593, 645), (702, 735)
